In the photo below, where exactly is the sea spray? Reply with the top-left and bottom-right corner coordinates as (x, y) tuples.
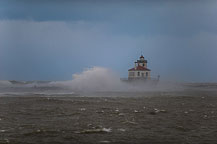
(0, 67), (184, 96)
(71, 67), (122, 91)
(51, 66), (183, 92)
(50, 67), (124, 92)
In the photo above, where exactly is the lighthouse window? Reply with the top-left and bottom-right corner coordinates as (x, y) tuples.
(143, 64), (145, 67)
(129, 72), (134, 76)
(146, 72), (148, 76)
(137, 72), (140, 76)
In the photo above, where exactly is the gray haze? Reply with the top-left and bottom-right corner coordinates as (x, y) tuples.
(0, 0), (217, 82)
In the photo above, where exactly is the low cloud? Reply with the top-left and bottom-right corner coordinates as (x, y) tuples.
(0, 20), (217, 82)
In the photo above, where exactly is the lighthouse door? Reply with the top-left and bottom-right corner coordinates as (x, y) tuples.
(146, 72), (148, 77)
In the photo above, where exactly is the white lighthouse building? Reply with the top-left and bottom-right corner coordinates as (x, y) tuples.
(128, 55), (151, 80)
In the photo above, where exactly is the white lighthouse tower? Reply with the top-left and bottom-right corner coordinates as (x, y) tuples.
(128, 55), (151, 80)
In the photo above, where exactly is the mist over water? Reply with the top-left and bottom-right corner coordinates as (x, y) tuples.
(71, 67), (122, 91)
(53, 67), (184, 92)
(50, 67), (122, 92)
(0, 66), (185, 96)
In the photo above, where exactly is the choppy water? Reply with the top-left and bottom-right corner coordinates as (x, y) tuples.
(1, 80), (217, 96)
(0, 80), (75, 97)
(1, 80), (217, 144)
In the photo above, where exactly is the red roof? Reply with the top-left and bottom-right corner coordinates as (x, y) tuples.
(140, 55), (144, 58)
(128, 65), (151, 71)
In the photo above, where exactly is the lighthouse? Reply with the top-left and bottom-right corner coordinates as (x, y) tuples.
(128, 55), (151, 80)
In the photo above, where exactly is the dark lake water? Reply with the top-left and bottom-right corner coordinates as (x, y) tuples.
(0, 81), (217, 144)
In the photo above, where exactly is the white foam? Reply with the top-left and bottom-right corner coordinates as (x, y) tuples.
(0, 67), (185, 95)
(0, 80), (11, 87)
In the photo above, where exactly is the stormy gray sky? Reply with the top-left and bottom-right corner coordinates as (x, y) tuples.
(0, 0), (217, 82)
